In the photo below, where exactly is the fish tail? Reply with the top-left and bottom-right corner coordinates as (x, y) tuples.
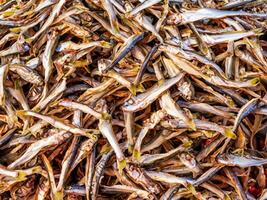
(118, 158), (127, 174)
(16, 110), (27, 118)
(52, 190), (64, 200)
(100, 41), (112, 48)
(253, 28), (263, 36)
(224, 128), (237, 139)
(250, 78), (260, 86)
(112, 20), (120, 33)
(188, 119), (196, 131)
(136, 84), (145, 93)
(129, 85), (137, 96)
(132, 148), (141, 161)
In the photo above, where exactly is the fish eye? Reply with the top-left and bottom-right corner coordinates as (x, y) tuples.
(127, 99), (134, 105)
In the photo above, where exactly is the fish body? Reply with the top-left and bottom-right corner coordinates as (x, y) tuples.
(232, 98), (259, 132)
(103, 33), (144, 73)
(167, 8), (267, 24)
(123, 73), (185, 112)
(218, 154), (267, 167)
(128, 0), (161, 17)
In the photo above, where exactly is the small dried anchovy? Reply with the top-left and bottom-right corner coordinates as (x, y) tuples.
(0, 0), (266, 199)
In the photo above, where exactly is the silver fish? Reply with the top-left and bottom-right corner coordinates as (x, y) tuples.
(101, 33), (144, 73)
(232, 98), (259, 132)
(145, 171), (195, 186)
(101, 0), (120, 33)
(128, 0), (161, 17)
(218, 153), (267, 167)
(91, 150), (113, 199)
(167, 8), (267, 25)
(123, 72), (185, 112)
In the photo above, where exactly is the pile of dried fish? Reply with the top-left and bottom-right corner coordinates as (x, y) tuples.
(0, 0), (267, 199)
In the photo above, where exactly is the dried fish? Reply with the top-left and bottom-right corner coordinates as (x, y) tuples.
(0, 0), (265, 198)
(232, 98), (259, 132)
(16, 111), (99, 137)
(128, 0), (161, 17)
(91, 150), (113, 199)
(98, 119), (126, 172)
(217, 153), (267, 167)
(101, 185), (153, 199)
(101, 0), (119, 33)
(123, 72), (185, 112)
(167, 8), (267, 25)
(139, 145), (185, 165)
(101, 33), (144, 73)
(9, 64), (43, 85)
(8, 130), (71, 169)
(41, 31), (58, 98)
(145, 171), (195, 186)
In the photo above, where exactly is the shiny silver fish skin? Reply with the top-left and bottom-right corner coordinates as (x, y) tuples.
(101, 33), (145, 73)
(167, 8), (267, 25)
(123, 72), (185, 112)
(232, 98), (259, 132)
(217, 154), (267, 167)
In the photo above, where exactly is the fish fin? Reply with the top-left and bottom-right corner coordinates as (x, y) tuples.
(100, 143), (112, 155)
(128, 145), (133, 154)
(250, 78), (260, 86)
(182, 140), (193, 148)
(100, 41), (112, 48)
(52, 190), (64, 200)
(129, 85), (137, 96)
(101, 113), (111, 120)
(224, 128), (237, 139)
(23, 10), (34, 16)
(118, 159), (126, 174)
(253, 28), (263, 36)
(49, 99), (62, 108)
(2, 11), (15, 17)
(112, 20), (120, 33)
(25, 37), (33, 44)
(132, 149), (141, 161)
(158, 79), (165, 86)
(202, 130), (215, 138)
(136, 84), (145, 93)
(228, 98), (236, 108)
(187, 183), (203, 199)
(16, 171), (27, 181)
(188, 119), (196, 131)
(9, 27), (21, 33)
(32, 166), (42, 173)
(16, 110), (27, 118)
